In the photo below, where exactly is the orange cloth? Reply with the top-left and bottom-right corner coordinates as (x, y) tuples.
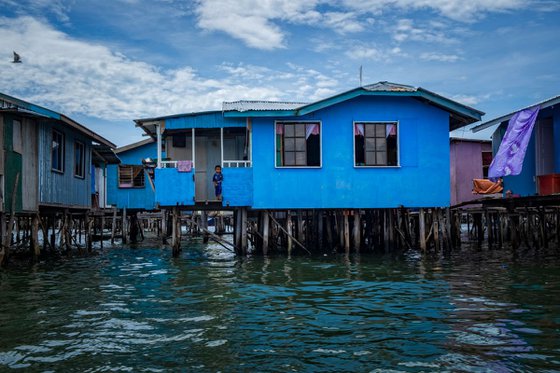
(472, 179), (503, 194)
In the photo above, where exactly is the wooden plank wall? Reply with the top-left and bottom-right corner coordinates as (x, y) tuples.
(38, 120), (92, 208)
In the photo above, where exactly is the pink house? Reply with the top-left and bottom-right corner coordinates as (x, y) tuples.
(450, 138), (493, 206)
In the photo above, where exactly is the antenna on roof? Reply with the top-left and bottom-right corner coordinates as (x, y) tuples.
(359, 65), (363, 86)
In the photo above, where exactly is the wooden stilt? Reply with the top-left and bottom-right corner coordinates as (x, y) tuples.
(100, 215), (105, 249)
(419, 208), (426, 252)
(262, 210), (269, 255)
(343, 212), (350, 254)
(111, 208), (117, 245)
(317, 210), (324, 251)
(286, 211), (293, 256)
(325, 212), (333, 251)
(241, 208), (248, 255)
(31, 214), (39, 260)
(353, 210), (360, 252)
(201, 211), (209, 243)
(172, 207), (180, 256)
(122, 207), (128, 244)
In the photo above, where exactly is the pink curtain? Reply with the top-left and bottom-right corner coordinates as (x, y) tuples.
(386, 124), (396, 137)
(354, 123), (364, 136)
(305, 123), (320, 139)
(276, 123), (284, 134)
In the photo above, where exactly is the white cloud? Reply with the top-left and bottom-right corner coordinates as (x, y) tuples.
(420, 52), (460, 62)
(345, 46), (382, 60)
(0, 17), (340, 126)
(343, 0), (526, 22)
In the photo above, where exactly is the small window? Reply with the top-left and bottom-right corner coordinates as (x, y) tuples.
(275, 121), (321, 167)
(52, 130), (65, 173)
(13, 120), (22, 154)
(354, 122), (398, 167)
(482, 151), (493, 179)
(118, 165), (145, 188)
(74, 141), (85, 178)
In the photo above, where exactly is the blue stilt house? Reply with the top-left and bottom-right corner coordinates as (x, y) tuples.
(106, 138), (159, 211)
(472, 95), (560, 196)
(133, 82), (483, 210)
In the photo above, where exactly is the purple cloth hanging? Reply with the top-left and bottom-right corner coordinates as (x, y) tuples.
(177, 160), (193, 172)
(488, 106), (540, 178)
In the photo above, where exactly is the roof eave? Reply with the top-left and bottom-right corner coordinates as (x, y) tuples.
(472, 95), (560, 133)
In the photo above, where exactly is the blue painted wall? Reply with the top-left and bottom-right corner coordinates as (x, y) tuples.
(155, 167), (195, 206)
(107, 141), (158, 210)
(223, 168), (253, 207)
(38, 120), (92, 208)
(165, 111), (245, 130)
(251, 96), (450, 209)
(553, 106), (560, 173)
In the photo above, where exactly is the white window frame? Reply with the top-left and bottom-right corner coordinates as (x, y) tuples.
(274, 120), (323, 169)
(353, 121), (400, 168)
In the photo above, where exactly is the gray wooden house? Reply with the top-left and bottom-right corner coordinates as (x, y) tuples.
(0, 92), (117, 214)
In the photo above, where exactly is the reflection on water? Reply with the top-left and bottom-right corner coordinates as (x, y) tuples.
(1, 243), (559, 372)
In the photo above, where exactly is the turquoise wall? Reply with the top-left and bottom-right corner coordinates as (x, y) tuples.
(107, 142), (157, 210)
(155, 167), (195, 206)
(222, 168), (253, 207)
(251, 96), (450, 209)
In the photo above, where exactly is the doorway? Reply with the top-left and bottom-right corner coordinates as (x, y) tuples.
(535, 117), (554, 176)
(195, 129), (222, 202)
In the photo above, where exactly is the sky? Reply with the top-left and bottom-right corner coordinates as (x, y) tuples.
(1, 0), (559, 147)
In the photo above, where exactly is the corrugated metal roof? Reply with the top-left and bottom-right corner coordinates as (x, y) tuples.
(222, 100), (307, 112)
(362, 81), (417, 92)
(116, 138), (154, 154)
(472, 94), (560, 133)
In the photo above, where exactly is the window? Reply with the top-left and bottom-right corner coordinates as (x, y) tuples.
(74, 141), (85, 178)
(118, 165), (145, 188)
(482, 151), (493, 179)
(275, 121), (321, 167)
(354, 122), (398, 167)
(52, 130), (65, 172)
(13, 120), (22, 154)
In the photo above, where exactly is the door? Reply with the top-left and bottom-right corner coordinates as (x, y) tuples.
(536, 117), (554, 176)
(195, 135), (208, 201)
(194, 129), (222, 202)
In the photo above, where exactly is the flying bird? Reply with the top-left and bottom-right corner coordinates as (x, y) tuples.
(12, 51), (22, 63)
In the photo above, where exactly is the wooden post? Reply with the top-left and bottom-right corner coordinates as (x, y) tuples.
(262, 210), (269, 255)
(419, 208), (426, 252)
(286, 211), (293, 256)
(100, 215), (105, 249)
(111, 208), (117, 245)
(161, 209), (167, 243)
(325, 212), (333, 251)
(353, 210), (360, 252)
(86, 214), (93, 252)
(433, 209), (440, 253)
(201, 211), (209, 244)
(343, 211), (350, 254)
(297, 211), (304, 244)
(241, 208), (248, 255)
(317, 210), (324, 252)
(172, 207), (180, 256)
(122, 207), (128, 244)
(31, 214), (40, 260)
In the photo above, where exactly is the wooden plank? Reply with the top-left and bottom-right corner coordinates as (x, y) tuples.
(268, 212), (310, 255)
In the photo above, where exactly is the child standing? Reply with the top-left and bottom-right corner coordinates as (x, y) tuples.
(212, 165), (223, 201)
